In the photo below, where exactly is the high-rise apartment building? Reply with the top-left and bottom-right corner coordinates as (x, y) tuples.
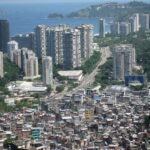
(110, 14), (140, 35)
(0, 20), (9, 53)
(135, 13), (140, 32)
(12, 32), (35, 50)
(130, 13), (140, 32)
(13, 49), (22, 68)
(76, 24), (94, 59)
(0, 52), (4, 78)
(7, 40), (19, 62)
(99, 19), (105, 38)
(110, 22), (120, 35)
(140, 14), (150, 30)
(63, 29), (81, 69)
(21, 48), (36, 73)
(113, 44), (136, 80)
(46, 24), (68, 65)
(34, 25), (46, 57)
(129, 18), (135, 33)
(21, 48), (39, 79)
(25, 56), (39, 79)
(42, 56), (53, 86)
(119, 22), (131, 36)
(12, 48), (39, 79)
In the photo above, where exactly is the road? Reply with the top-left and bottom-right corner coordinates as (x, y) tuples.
(51, 47), (111, 99)
(74, 47), (111, 90)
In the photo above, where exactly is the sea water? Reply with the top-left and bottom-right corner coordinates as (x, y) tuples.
(0, 2), (113, 36)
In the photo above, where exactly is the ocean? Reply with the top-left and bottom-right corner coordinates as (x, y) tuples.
(0, 2), (113, 36)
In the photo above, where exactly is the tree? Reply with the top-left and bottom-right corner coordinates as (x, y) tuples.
(56, 85), (65, 93)
(0, 59), (22, 95)
(78, 51), (101, 74)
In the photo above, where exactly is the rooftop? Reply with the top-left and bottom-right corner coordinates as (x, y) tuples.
(7, 81), (47, 92)
(58, 70), (83, 77)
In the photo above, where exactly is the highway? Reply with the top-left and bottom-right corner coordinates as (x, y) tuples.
(74, 47), (112, 90)
(50, 47), (112, 99)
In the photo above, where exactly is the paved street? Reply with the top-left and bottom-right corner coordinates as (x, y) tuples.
(75, 47), (112, 89)
(51, 47), (112, 99)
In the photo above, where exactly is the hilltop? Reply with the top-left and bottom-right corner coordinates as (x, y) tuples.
(67, 1), (150, 20)
(48, 13), (64, 19)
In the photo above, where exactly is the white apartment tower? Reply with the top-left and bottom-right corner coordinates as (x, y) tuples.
(113, 44), (136, 81)
(76, 24), (94, 59)
(7, 40), (19, 61)
(133, 13), (140, 32)
(0, 52), (4, 78)
(34, 25), (46, 57)
(63, 29), (81, 69)
(25, 57), (39, 79)
(42, 56), (53, 86)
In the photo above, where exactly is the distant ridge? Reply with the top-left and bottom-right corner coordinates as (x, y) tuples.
(67, 1), (150, 20)
(48, 13), (64, 19)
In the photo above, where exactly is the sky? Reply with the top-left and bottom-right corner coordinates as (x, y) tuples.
(0, 0), (150, 3)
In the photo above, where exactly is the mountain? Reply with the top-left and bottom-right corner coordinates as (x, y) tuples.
(67, 2), (150, 20)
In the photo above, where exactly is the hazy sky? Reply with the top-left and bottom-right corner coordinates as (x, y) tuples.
(0, 0), (149, 3)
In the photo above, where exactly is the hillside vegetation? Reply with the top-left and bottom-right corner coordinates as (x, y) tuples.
(0, 59), (22, 95)
(67, 2), (150, 20)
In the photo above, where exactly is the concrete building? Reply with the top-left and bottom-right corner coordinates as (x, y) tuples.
(76, 24), (94, 59)
(46, 25), (68, 65)
(113, 44), (136, 80)
(21, 48), (38, 78)
(12, 33), (35, 50)
(12, 48), (39, 79)
(7, 81), (47, 93)
(110, 22), (120, 35)
(58, 70), (83, 82)
(21, 48), (36, 72)
(0, 20), (9, 53)
(119, 22), (131, 35)
(7, 40), (19, 62)
(24, 56), (39, 79)
(134, 13), (140, 32)
(13, 49), (22, 68)
(129, 18), (135, 33)
(140, 13), (150, 30)
(63, 29), (81, 69)
(99, 19), (105, 38)
(42, 56), (53, 86)
(34, 25), (46, 57)
(129, 13), (140, 32)
(0, 52), (4, 78)
(111, 13), (140, 35)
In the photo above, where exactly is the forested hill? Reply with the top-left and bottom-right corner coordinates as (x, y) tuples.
(67, 1), (150, 20)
